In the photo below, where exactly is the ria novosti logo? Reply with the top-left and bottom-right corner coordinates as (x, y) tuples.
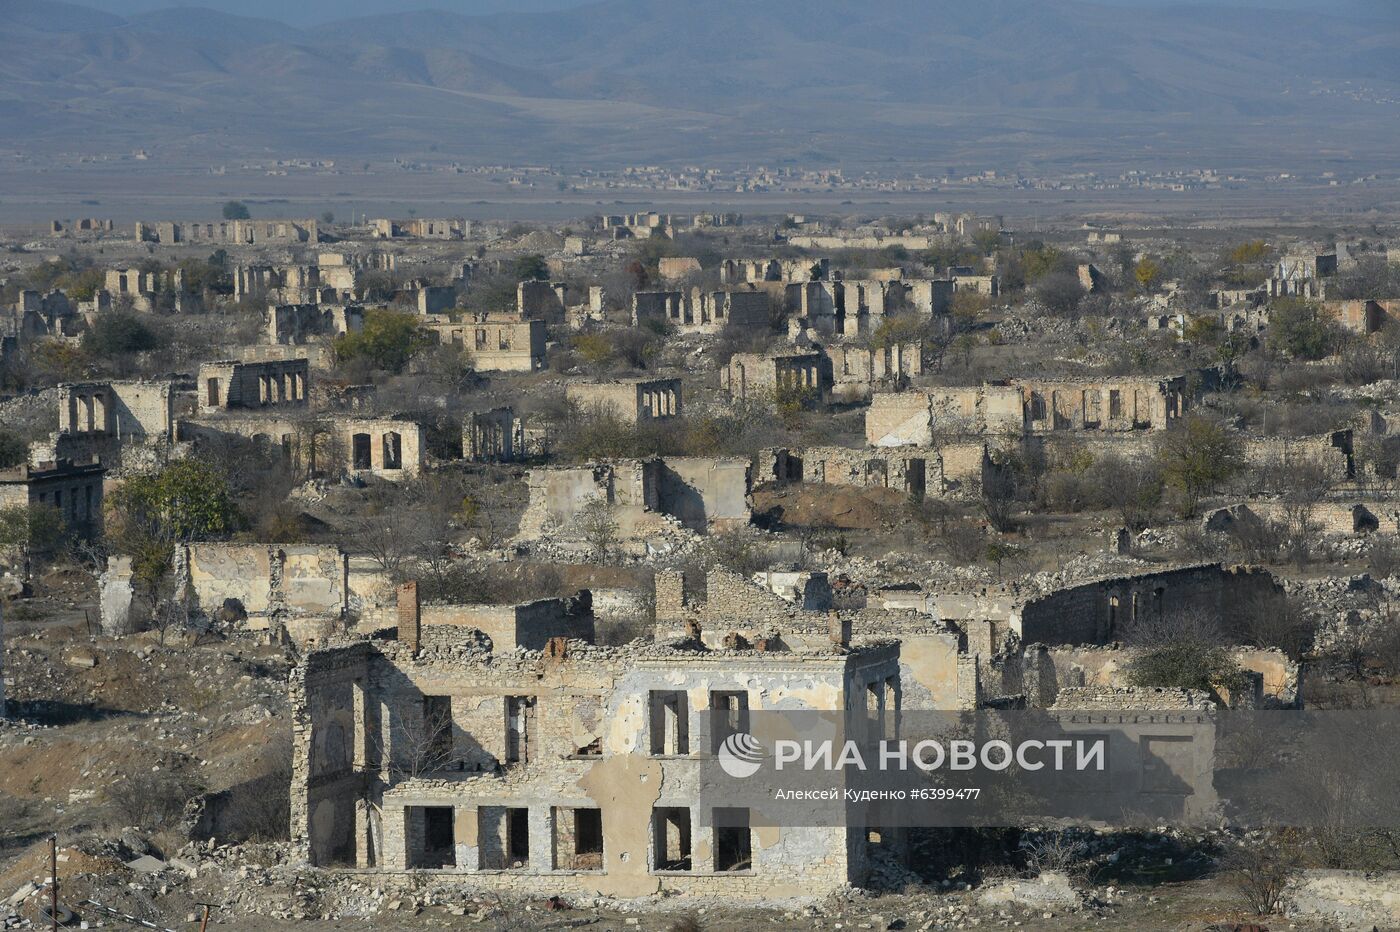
(715, 732), (1107, 779)
(717, 732), (767, 778)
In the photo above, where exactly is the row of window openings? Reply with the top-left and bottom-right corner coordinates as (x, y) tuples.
(204, 373), (304, 406)
(445, 330), (514, 351)
(1027, 390), (1133, 423)
(410, 805), (752, 874)
(36, 485), (95, 523)
(418, 687), (892, 768)
(351, 432), (404, 470)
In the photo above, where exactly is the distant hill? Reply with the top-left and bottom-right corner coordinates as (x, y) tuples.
(1, 0), (1397, 169)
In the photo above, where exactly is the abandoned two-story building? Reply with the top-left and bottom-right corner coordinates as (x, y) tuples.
(290, 586), (901, 898)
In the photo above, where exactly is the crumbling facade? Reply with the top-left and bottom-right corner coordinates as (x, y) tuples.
(137, 218), (320, 245)
(197, 359), (309, 412)
(424, 313), (545, 372)
(721, 351), (832, 403)
(0, 457), (104, 539)
(464, 408), (522, 463)
(289, 611), (900, 898)
(517, 457), (752, 539)
(866, 377), (1191, 446)
(343, 418), (425, 480)
(566, 378), (682, 424)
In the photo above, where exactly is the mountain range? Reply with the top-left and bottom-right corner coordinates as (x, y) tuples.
(2, 0), (1397, 170)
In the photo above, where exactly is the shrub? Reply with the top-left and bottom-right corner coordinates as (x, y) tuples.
(82, 311), (159, 357)
(107, 770), (204, 830)
(1220, 841), (1298, 916)
(1268, 299), (1339, 360)
(1127, 642), (1249, 695)
(333, 308), (431, 374)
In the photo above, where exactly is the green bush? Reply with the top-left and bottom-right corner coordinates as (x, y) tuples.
(82, 311), (159, 357)
(334, 308), (431, 374)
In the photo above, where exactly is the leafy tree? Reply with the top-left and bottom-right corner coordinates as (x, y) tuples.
(1229, 240), (1271, 264)
(1090, 455), (1163, 531)
(1268, 299), (1338, 361)
(512, 254), (550, 281)
(1134, 258), (1164, 291)
(972, 228), (1002, 256)
(1034, 271), (1085, 317)
(82, 311), (159, 358)
(0, 504), (65, 569)
(333, 308), (431, 374)
(106, 459), (240, 593)
(1127, 642), (1248, 694)
(1021, 245), (1066, 282)
(869, 313), (927, 350)
(0, 429), (27, 469)
(950, 290), (990, 329)
(983, 540), (1024, 579)
(1183, 315), (1224, 346)
(1158, 415), (1244, 516)
(61, 267), (105, 302)
(222, 200), (251, 220)
(177, 256), (232, 295)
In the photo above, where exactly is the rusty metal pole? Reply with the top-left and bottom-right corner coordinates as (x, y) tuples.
(49, 834), (58, 932)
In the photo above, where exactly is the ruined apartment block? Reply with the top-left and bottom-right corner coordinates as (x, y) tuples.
(566, 378), (682, 424)
(631, 288), (771, 335)
(0, 457), (104, 539)
(289, 605), (901, 898)
(424, 313), (545, 372)
(137, 218), (320, 245)
(197, 359), (309, 412)
(721, 351), (833, 403)
(267, 304), (364, 346)
(344, 418), (425, 480)
(373, 218), (468, 240)
(762, 447), (929, 500)
(36, 379), (182, 475)
(100, 542), (350, 639)
(823, 341), (922, 402)
(866, 377), (1190, 447)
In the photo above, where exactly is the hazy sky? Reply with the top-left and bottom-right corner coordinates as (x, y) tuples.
(70, 0), (595, 24)
(64, 0), (1385, 26)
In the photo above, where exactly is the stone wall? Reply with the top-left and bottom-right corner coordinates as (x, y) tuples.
(1287, 870), (1400, 929)
(761, 446), (931, 499)
(179, 542), (348, 628)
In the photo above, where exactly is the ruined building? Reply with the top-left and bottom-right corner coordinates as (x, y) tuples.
(631, 289), (771, 335)
(566, 379), (682, 424)
(721, 351), (833, 404)
(423, 313), (546, 372)
(137, 218), (320, 245)
(517, 457), (752, 539)
(289, 593), (900, 898)
(464, 408), (522, 463)
(866, 377), (1192, 447)
(197, 359), (309, 412)
(0, 458), (104, 539)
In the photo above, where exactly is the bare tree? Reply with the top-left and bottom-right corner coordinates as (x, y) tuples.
(373, 702), (456, 779)
(575, 498), (619, 560)
(1220, 839), (1298, 916)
